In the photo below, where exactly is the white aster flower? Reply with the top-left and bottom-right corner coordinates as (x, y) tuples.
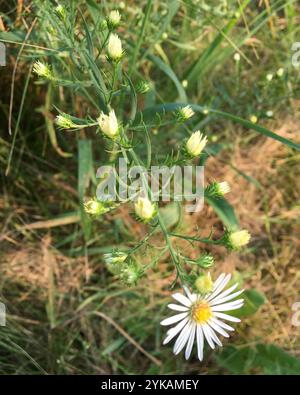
(186, 131), (208, 157)
(266, 110), (273, 118)
(161, 273), (244, 361)
(97, 109), (119, 139)
(134, 197), (156, 221)
(107, 33), (123, 61)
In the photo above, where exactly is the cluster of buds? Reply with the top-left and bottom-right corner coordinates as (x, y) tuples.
(205, 181), (231, 198)
(185, 130), (208, 157)
(134, 197), (157, 222)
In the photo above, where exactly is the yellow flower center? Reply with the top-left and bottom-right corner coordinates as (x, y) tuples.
(191, 301), (212, 324)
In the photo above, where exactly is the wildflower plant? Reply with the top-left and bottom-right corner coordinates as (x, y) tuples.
(30, 0), (300, 365)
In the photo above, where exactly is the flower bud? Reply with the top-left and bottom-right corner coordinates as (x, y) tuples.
(233, 52), (240, 62)
(266, 73), (273, 82)
(104, 251), (128, 265)
(276, 67), (284, 77)
(55, 4), (66, 20)
(226, 229), (251, 251)
(97, 109), (119, 139)
(186, 131), (207, 157)
(120, 265), (142, 285)
(216, 181), (230, 196)
(136, 80), (151, 94)
(195, 273), (214, 294)
(33, 61), (54, 80)
(249, 115), (258, 124)
(182, 79), (188, 88)
(134, 197), (156, 222)
(84, 199), (109, 215)
(56, 114), (80, 129)
(107, 10), (121, 29)
(176, 105), (195, 122)
(107, 33), (123, 61)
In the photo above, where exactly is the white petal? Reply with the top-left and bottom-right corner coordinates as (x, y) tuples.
(168, 303), (189, 312)
(183, 287), (198, 303)
(160, 312), (188, 326)
(208, 319), (230, 338)
(173, 321), (193, 355)
(206, 274), (231, 302)
(163, 317), (189, 345)
(196, 325), (204, 361)
(211, 299), (244, 312)
(202, 324), (215, 349)
(206, 325), (222, 347)
(172, 293), (192, 307)
(213, 312), (241, 322)
(185, 323), (196, 360)
(213, 273), (226, 290)
(209, 283), (239, 303)
(210, 317), (234, 332)
(183, 286), (192, 299)
(210, 289), (244, 306)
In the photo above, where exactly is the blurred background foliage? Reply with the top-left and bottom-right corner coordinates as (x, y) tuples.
(0, 0), (299, 374)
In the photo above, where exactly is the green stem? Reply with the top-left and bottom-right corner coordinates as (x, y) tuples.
(128, 147), (183, 283)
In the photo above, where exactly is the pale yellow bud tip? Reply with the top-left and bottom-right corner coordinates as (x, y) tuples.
(229, 230), (251, 250)
(186, 130), (207, 157)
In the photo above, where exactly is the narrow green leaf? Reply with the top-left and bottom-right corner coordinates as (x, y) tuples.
(148, 54), (187, 102)
(205, 196), (239, 229)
